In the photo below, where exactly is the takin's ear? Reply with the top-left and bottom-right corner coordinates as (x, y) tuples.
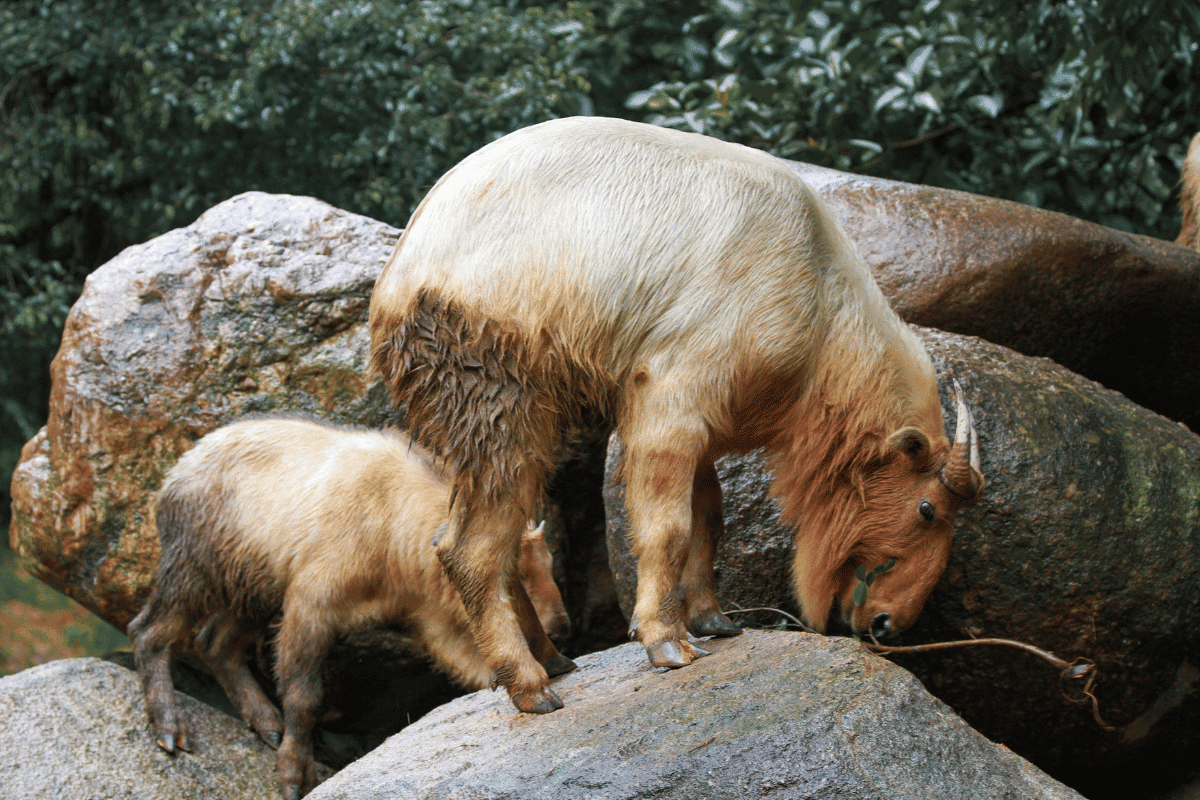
(886, 427), (933, 468)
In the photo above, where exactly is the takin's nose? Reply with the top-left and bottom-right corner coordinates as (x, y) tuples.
(870, 612), (894, 640)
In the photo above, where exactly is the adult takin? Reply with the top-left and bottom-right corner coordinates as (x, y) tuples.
(127, 417), (574, 800)
(369, 116), (984, 715)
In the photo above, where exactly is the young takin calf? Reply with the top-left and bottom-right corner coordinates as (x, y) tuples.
(369, 116), (984, 715)
(127, 417), (574, 800)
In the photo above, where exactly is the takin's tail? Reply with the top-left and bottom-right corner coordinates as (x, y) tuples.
(1178, 132), (1200, 251)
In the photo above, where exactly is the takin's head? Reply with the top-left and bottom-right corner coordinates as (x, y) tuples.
(791, 384), (984, 639)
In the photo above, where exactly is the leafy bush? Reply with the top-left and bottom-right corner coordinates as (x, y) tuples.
(625, 0), (1200, 237)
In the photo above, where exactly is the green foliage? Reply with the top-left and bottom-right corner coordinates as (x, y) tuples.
(625, 0), (1200, 237)
(852, 558), (897, 608)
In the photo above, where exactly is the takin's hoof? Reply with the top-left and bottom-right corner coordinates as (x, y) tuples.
(260, 729), (282, 749)
(511, 687), (564, 714)
(645, 639), (710, 668)
(542, 653), (578, 677)
(155, 731), (191, 754)
(688, 611), (744, 638)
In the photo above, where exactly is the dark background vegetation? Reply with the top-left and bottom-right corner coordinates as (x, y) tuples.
(2, 0), (1197, 593)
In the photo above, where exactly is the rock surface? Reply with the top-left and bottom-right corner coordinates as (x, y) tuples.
(606, 327), (1200, 799)
(8, 192), (400, 628)
(792, 161), (1200, 431)
(0, 657), (308, 799)
(309, 630), (1084, 800)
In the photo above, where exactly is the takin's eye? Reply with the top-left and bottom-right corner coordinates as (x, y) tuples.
(918, 498), (936, 522)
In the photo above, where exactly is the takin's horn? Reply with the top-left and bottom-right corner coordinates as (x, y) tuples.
(941, 379), (984, 500)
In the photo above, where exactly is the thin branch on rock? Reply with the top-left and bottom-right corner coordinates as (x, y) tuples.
(721, 605), (1115, 731)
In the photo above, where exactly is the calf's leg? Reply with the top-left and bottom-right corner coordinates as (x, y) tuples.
(129, 606), (191, 754)
(273, 599), (338, 799)
(508, 574), (576, 677)
(201, 611), (283, 747)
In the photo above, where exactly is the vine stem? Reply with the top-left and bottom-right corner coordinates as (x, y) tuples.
(722, 606), (1114, 731)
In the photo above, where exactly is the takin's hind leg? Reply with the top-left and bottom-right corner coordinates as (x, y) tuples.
(128, 604), (191, 754)
(681, 460), (742, 639)
(200, 611), (283, 748)
(621, 388), (713, 668)
(438, 499), (562, 714)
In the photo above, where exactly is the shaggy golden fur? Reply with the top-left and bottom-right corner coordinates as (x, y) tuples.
(127, 417), (571, 799)
(369, 117), (982, 709)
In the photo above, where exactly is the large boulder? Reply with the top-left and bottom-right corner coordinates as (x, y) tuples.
(8, 191), (400, 628)
(0, 657), (307, 799)
(792, 161), (1200, 431)
(606, 327), (1200, 799)
(309, 630), (1085, 800)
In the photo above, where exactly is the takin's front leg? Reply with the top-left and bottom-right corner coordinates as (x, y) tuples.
(438, 500), (562, 714)
(273, 597), (339, 800)
(681, 460), (742, 639)
(622, 403), (713, 668)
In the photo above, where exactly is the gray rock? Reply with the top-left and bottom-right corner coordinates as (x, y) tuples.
(309, 630), (1084, 800)
(9, 191), (400, 629)
(0, 657), (306, 799)
(606, 328), (1200, 799)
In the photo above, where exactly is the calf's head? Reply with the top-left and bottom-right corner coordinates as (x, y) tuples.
(793, 386), (983, 638)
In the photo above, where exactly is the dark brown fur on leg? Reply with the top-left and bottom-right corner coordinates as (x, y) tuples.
(129, 606), (192, 754)
(202, 612), (282, 747)
(508, 573), (577, 677)
(273, 609), (338, 799)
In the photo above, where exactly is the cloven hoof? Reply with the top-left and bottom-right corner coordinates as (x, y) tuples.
(543, 653), (579, 677)
(688, 611), (744, 638)
(646, 639), (710, 668)
(512, 687), (564, 714)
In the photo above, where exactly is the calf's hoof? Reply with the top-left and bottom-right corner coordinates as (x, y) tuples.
(154, 729), (191, 754)
(260, 729), (282, 749)
(645, 639), (710, 668)
(542, 653), (578, 677)
(511, 687), (564, 714)
(688, 611), (743, 638)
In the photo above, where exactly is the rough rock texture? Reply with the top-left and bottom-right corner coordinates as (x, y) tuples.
(0, 657), (310, 799)
(792, 161), (1200, 431)
(606, 328), (1200, 799)
(8, 192), (401, 628)
(309, 630), (1084, 800)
